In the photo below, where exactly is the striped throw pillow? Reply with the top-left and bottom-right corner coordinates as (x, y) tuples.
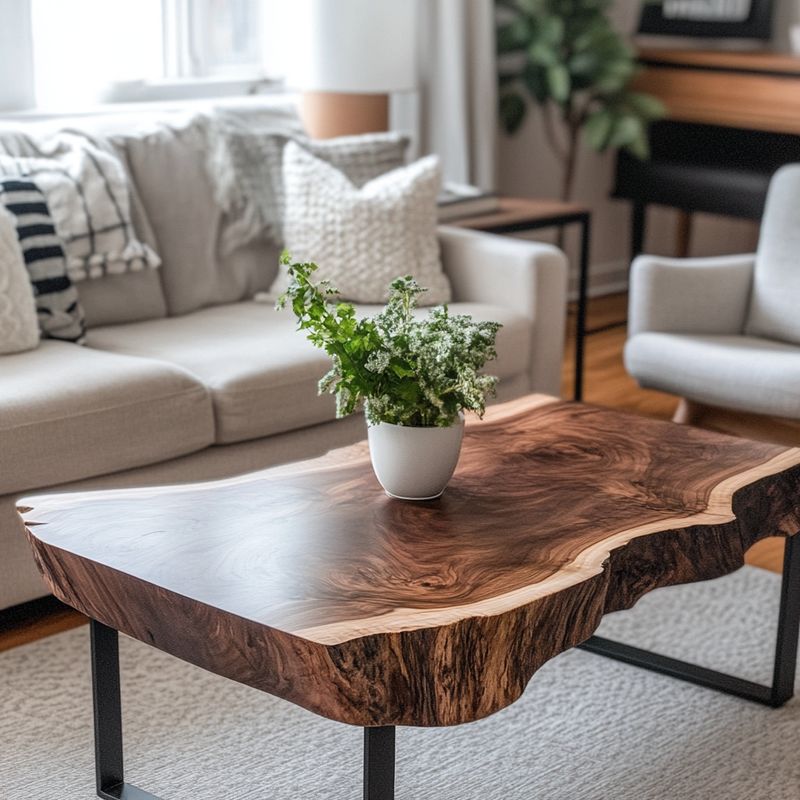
(0, 178), (86, 343)
(0, 135), (160, 281)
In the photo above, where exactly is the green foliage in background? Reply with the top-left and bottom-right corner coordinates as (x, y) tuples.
(497, 0), (663, 198)
(277, 253), (501, 428)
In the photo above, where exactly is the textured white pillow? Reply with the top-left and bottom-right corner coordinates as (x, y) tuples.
(0, 206), (39, 355)
(273, 142), (451, 305)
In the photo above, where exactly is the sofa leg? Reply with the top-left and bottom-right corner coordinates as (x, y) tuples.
(672, 398), (703, 425)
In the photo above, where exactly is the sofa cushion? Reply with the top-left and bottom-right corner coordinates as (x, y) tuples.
(0, 206), (39, 355)
(0, 341), (214, 495)
(276, 146), (451, 305)
(0, 125), (168, 328)
(625, 332), (800, 419)
(121, 115), (283, 316)
(87, 301), (531, 445)
(207, 113), (408, 252)
(0, 136), (161, 281)
(0, 177), (86, 343)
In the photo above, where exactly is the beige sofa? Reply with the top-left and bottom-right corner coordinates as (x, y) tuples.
(0, 100), (568, 612)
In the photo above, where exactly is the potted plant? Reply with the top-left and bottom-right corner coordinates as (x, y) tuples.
(497, 0), (664, 201)
(278, 253), (502, 500)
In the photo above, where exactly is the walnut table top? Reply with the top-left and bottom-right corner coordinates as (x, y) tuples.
(20, 395), (800, 727)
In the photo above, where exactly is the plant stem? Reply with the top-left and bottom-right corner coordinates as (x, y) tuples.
(542, 102), (567, 162)
(561, 121), (580, 202)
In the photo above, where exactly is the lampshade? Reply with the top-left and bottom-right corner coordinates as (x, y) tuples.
(283, 0), (418, 93)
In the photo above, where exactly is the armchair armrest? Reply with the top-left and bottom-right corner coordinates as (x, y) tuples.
(437, 226), (568, 396)
(628, 254), (755, 337)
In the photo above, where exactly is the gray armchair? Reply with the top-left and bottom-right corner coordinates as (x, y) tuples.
(625, 164), (800, 422)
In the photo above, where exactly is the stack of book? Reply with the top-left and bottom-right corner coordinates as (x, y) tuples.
(437, 182), (500, 223)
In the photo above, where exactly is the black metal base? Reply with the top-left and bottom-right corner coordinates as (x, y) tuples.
(91, 620), (158, 799)
(89, 537), (799, 798)
(364, 726), (395, 800)
(90, 619), (397, 799)
(580, 535), (800, 707)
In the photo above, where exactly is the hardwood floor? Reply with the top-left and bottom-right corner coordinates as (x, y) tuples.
(0, 597), (85, 654)
(0, 292), (785, 653)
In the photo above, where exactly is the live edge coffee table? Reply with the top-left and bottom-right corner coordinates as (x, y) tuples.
(19, 396), (800, 800)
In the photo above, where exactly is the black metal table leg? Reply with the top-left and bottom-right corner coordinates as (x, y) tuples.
(573, 213), (592, 402)
(580, 535), (800, 707)
(364, 726), (395, 800)
(631, 200), (646, 260)
(91, 619), (160, 800)
(92, 619), (396, 798)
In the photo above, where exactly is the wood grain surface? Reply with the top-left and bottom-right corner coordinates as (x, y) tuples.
(633, 48), (800, 135)
(450, 197), (588, 231)
(20, 396), (800, 727)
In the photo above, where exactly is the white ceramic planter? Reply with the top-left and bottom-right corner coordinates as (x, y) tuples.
(367, 416), (464, 500)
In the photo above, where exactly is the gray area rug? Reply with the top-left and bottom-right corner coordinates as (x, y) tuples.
(1, 566), (798, 799)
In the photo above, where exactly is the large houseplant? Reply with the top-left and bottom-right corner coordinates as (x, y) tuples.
(278, 253), (501, 500)
(497, 0), (664, 200)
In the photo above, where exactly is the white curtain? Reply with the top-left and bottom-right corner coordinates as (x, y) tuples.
(393, 0), (497, 190)
(0, 0), (34, 112)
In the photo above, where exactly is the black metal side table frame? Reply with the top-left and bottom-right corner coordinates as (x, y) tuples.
(460, 207), (592, 401)
(580, 534), (800, 707)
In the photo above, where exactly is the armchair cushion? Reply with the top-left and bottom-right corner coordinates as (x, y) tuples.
(628, 254), (754, 337)
(625, 332), (800, 419)
(746, 164), (800, 345)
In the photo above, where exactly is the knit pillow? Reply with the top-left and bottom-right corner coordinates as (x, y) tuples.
(272, 142), (450, 305)
(0, 178), (86, 343)
(207, 113), (410, 253)
(0, 206), (39, 355)
(0, 134), (160, 281)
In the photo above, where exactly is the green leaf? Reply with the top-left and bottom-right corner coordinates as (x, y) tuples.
(569, 51), (599, 76)
(624, 91), (665, 120)
(497, 18), (531, 54)
(522, 62), (548, 103)
(608, 114), (644, 148)
(527, 38), (559, 67)
(594, 61), (635, 93)
(499, 92), (527, 134)
(546, 64), (570, 103)
(584, 108), (614, 150)
(625, 130), (650, 160)
(538, 15), (564, 45)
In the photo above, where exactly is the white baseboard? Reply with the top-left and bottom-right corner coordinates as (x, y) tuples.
(568, 258), (629, 302)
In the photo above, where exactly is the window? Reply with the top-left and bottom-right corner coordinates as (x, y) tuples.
(29, 0), (266, 110)
(163, 0), (263, 79)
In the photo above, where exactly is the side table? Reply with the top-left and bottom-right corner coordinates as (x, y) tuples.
(450, 197), (592, 401)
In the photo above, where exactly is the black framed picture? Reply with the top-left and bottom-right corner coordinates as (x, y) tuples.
(638, 0), (774, 39)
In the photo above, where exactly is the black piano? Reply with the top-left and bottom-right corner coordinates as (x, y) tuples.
(613, 48), (800, 257)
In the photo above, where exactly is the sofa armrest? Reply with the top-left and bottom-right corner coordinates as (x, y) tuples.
(629, 253), (755, 337)
(438, 226), (568, 396)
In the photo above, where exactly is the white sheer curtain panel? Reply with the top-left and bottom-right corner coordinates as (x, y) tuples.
(394, 0), (497, 190)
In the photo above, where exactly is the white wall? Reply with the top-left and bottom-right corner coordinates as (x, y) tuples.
(496, 0), (800, 297)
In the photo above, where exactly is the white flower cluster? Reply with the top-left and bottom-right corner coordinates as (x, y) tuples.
(360, 277), (501, 427)
(280, 257), (501, 428)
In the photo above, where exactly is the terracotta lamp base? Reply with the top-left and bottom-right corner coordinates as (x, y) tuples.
(300, 91), (390, 139)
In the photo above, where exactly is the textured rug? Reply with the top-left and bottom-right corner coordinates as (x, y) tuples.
(1, 566), (798, 800)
